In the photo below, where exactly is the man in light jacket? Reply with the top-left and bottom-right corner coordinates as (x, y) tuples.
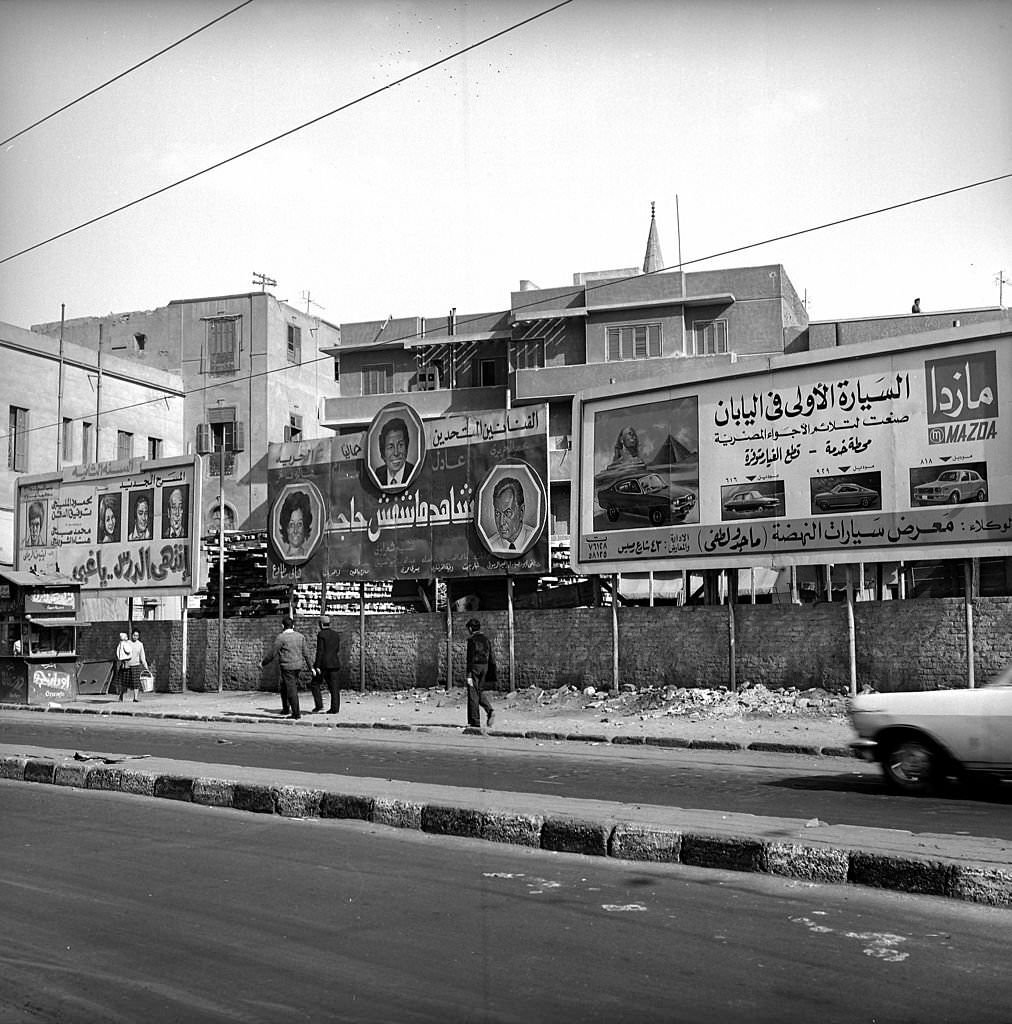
(261, 616), (312, 720)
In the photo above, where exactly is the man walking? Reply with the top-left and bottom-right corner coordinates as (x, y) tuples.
(465, 617), (496, 729)
(312, 615), (342, 714)
(261, 616), (312, 720)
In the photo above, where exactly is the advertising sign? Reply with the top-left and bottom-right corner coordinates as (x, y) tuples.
(573, 330), (1011, 573)
(266, 405), (550, 583)
(15, 455), (203, 596)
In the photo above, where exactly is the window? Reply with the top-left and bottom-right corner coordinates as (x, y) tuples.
(284, 413), (303, 443)
(692, 319), (728, 355)
(363, 363), (393, 396)
(62, 418), (73, 461)
(82, 421), (93, 464)
(333, 356), (340, 383)
(287, 324), (302, 364)
(479, 359), (497, 387)
(510, 339), (545, 370)
(133, 332), (147, 353)
(207, 405), (239, 452)
(606, 323), (661, 361)
(206, 317), (239, 373)
(147, 436), (162, 460)
(116, 430), (133, 460)
(7, 406), (28, 471)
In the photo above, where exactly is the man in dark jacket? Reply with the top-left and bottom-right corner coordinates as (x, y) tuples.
(312, 615), (342, 714)
(261, 616), (312, 720)
(465, 617), (496, 729)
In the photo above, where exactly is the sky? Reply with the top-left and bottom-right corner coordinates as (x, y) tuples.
(1, 0), (1010, 332)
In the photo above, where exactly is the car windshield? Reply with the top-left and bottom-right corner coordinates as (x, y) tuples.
(938, 472), (958, 481)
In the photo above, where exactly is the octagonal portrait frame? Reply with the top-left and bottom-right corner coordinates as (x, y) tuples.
(364, 402), (426, 494)
(475, 459), (547, 559)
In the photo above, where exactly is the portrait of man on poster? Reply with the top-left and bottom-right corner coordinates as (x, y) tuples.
(161, 485), (189, 539)
(128, 489), (154, 541)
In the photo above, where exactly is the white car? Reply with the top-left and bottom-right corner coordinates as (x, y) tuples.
(848, 665), (1012, 794)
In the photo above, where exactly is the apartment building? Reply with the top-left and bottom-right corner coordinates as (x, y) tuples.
(322, 210), (810, 542)
(33, 292), (341, 533)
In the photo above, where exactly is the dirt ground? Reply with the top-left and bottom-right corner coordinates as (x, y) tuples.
(364, 682), (854, 750)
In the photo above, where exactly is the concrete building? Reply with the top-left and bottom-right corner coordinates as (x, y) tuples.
(33, 292), (341, 532)
(1, 319), (185, 581)
(323, 209), (810, 541)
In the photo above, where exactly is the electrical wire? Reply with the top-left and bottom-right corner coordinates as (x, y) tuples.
(0, 0), (256, 149)
(3, 168), (1008, 448)
(0, 0), (575, 266)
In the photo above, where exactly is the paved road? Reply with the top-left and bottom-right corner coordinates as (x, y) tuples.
(4, 713), (1010, 840)
(3, 782), (1010, 1024)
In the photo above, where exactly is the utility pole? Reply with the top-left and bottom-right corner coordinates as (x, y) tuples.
(252, 271), (276, 293)
(994, 270), (1009, 307)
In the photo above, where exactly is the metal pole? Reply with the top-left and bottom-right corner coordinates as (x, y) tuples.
(507, 575), (516, 693)
(444, 580), (453, 693)
(611, 573), (620, 692)
(95, 324), (103, 459)
(217, 450), (225, 693)
(648, 571), (654, 607)
(727, 569), (736, 693)
(180, 595), (188, 693)
(56, 304), (65, 468)
(359, 581), (366, 692)
(845, 565), (857, 697)
(964, 560), (976, 690)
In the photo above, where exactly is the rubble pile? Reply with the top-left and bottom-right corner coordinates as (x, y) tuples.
(512, 681), (849, 723)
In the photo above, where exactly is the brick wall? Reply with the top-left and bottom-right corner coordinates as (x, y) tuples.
(74, 598), (1012, 694)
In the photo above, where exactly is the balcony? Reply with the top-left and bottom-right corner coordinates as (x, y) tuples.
(320, 385), (507, 429)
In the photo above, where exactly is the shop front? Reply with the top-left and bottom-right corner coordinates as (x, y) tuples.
(0, 571), (82, 705)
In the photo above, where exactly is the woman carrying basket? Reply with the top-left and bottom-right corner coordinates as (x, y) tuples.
(123, 627), (150, 702)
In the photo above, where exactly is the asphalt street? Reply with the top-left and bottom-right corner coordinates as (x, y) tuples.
(4, 782), (1011, 1024)
(3, 713), (1010, 842)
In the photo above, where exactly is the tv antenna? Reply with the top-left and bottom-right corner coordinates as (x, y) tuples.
(301, 290), (325, 315)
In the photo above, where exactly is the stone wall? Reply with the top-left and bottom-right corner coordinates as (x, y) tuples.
(74, 598), (1012, 694)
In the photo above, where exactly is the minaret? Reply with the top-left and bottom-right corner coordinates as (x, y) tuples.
(642, 201), (664, 274)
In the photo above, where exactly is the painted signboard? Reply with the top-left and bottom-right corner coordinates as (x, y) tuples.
(15, 455), (203, 595)
(266, 405), (550, 583)
(572, 328), (1011, 573)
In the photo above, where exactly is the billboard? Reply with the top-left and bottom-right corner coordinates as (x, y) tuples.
(265, 405), (550, 583)
(573, 330), (1012, 573)
(15, 455), (203, 595)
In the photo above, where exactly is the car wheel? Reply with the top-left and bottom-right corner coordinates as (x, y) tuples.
(649, 507), (665, 526)
(947, 491), (959, 504)
(881, 735), (945, 795)
(860, 497), (870, 508)
(975, 489), (986, 502)
(606, 505), (620, 522)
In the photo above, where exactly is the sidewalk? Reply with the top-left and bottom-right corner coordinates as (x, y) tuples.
(10, 684), (856, 756)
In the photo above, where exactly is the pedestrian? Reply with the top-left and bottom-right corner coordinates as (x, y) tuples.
(312, 614), (342, 714)
(114, 631), (132, 700)
(260, 615), (313, 720)
(465, 617), (496, 729)
(124, 627), (150, 702)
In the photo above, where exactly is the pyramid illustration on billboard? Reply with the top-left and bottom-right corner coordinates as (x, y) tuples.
(647, 434), (696, 469)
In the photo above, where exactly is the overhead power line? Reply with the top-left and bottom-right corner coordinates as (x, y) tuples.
(3, 169), (1009, 449)
(0, 0), (575, 266)
(0, 0), (256, 149)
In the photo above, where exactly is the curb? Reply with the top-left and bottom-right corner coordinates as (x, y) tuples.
(2, 750), (1008, 907)
(2, 703), (853, 760)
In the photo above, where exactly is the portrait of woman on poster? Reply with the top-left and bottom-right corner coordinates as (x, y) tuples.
(97, 494), (122, 544)
(279, 490), (313, 558)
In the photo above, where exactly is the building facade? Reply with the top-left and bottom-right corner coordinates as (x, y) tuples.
(33, 292), (341, 533)
(1, 320), (185, 587)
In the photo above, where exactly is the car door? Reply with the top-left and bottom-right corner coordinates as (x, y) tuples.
(981, 683), (1012, 772)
